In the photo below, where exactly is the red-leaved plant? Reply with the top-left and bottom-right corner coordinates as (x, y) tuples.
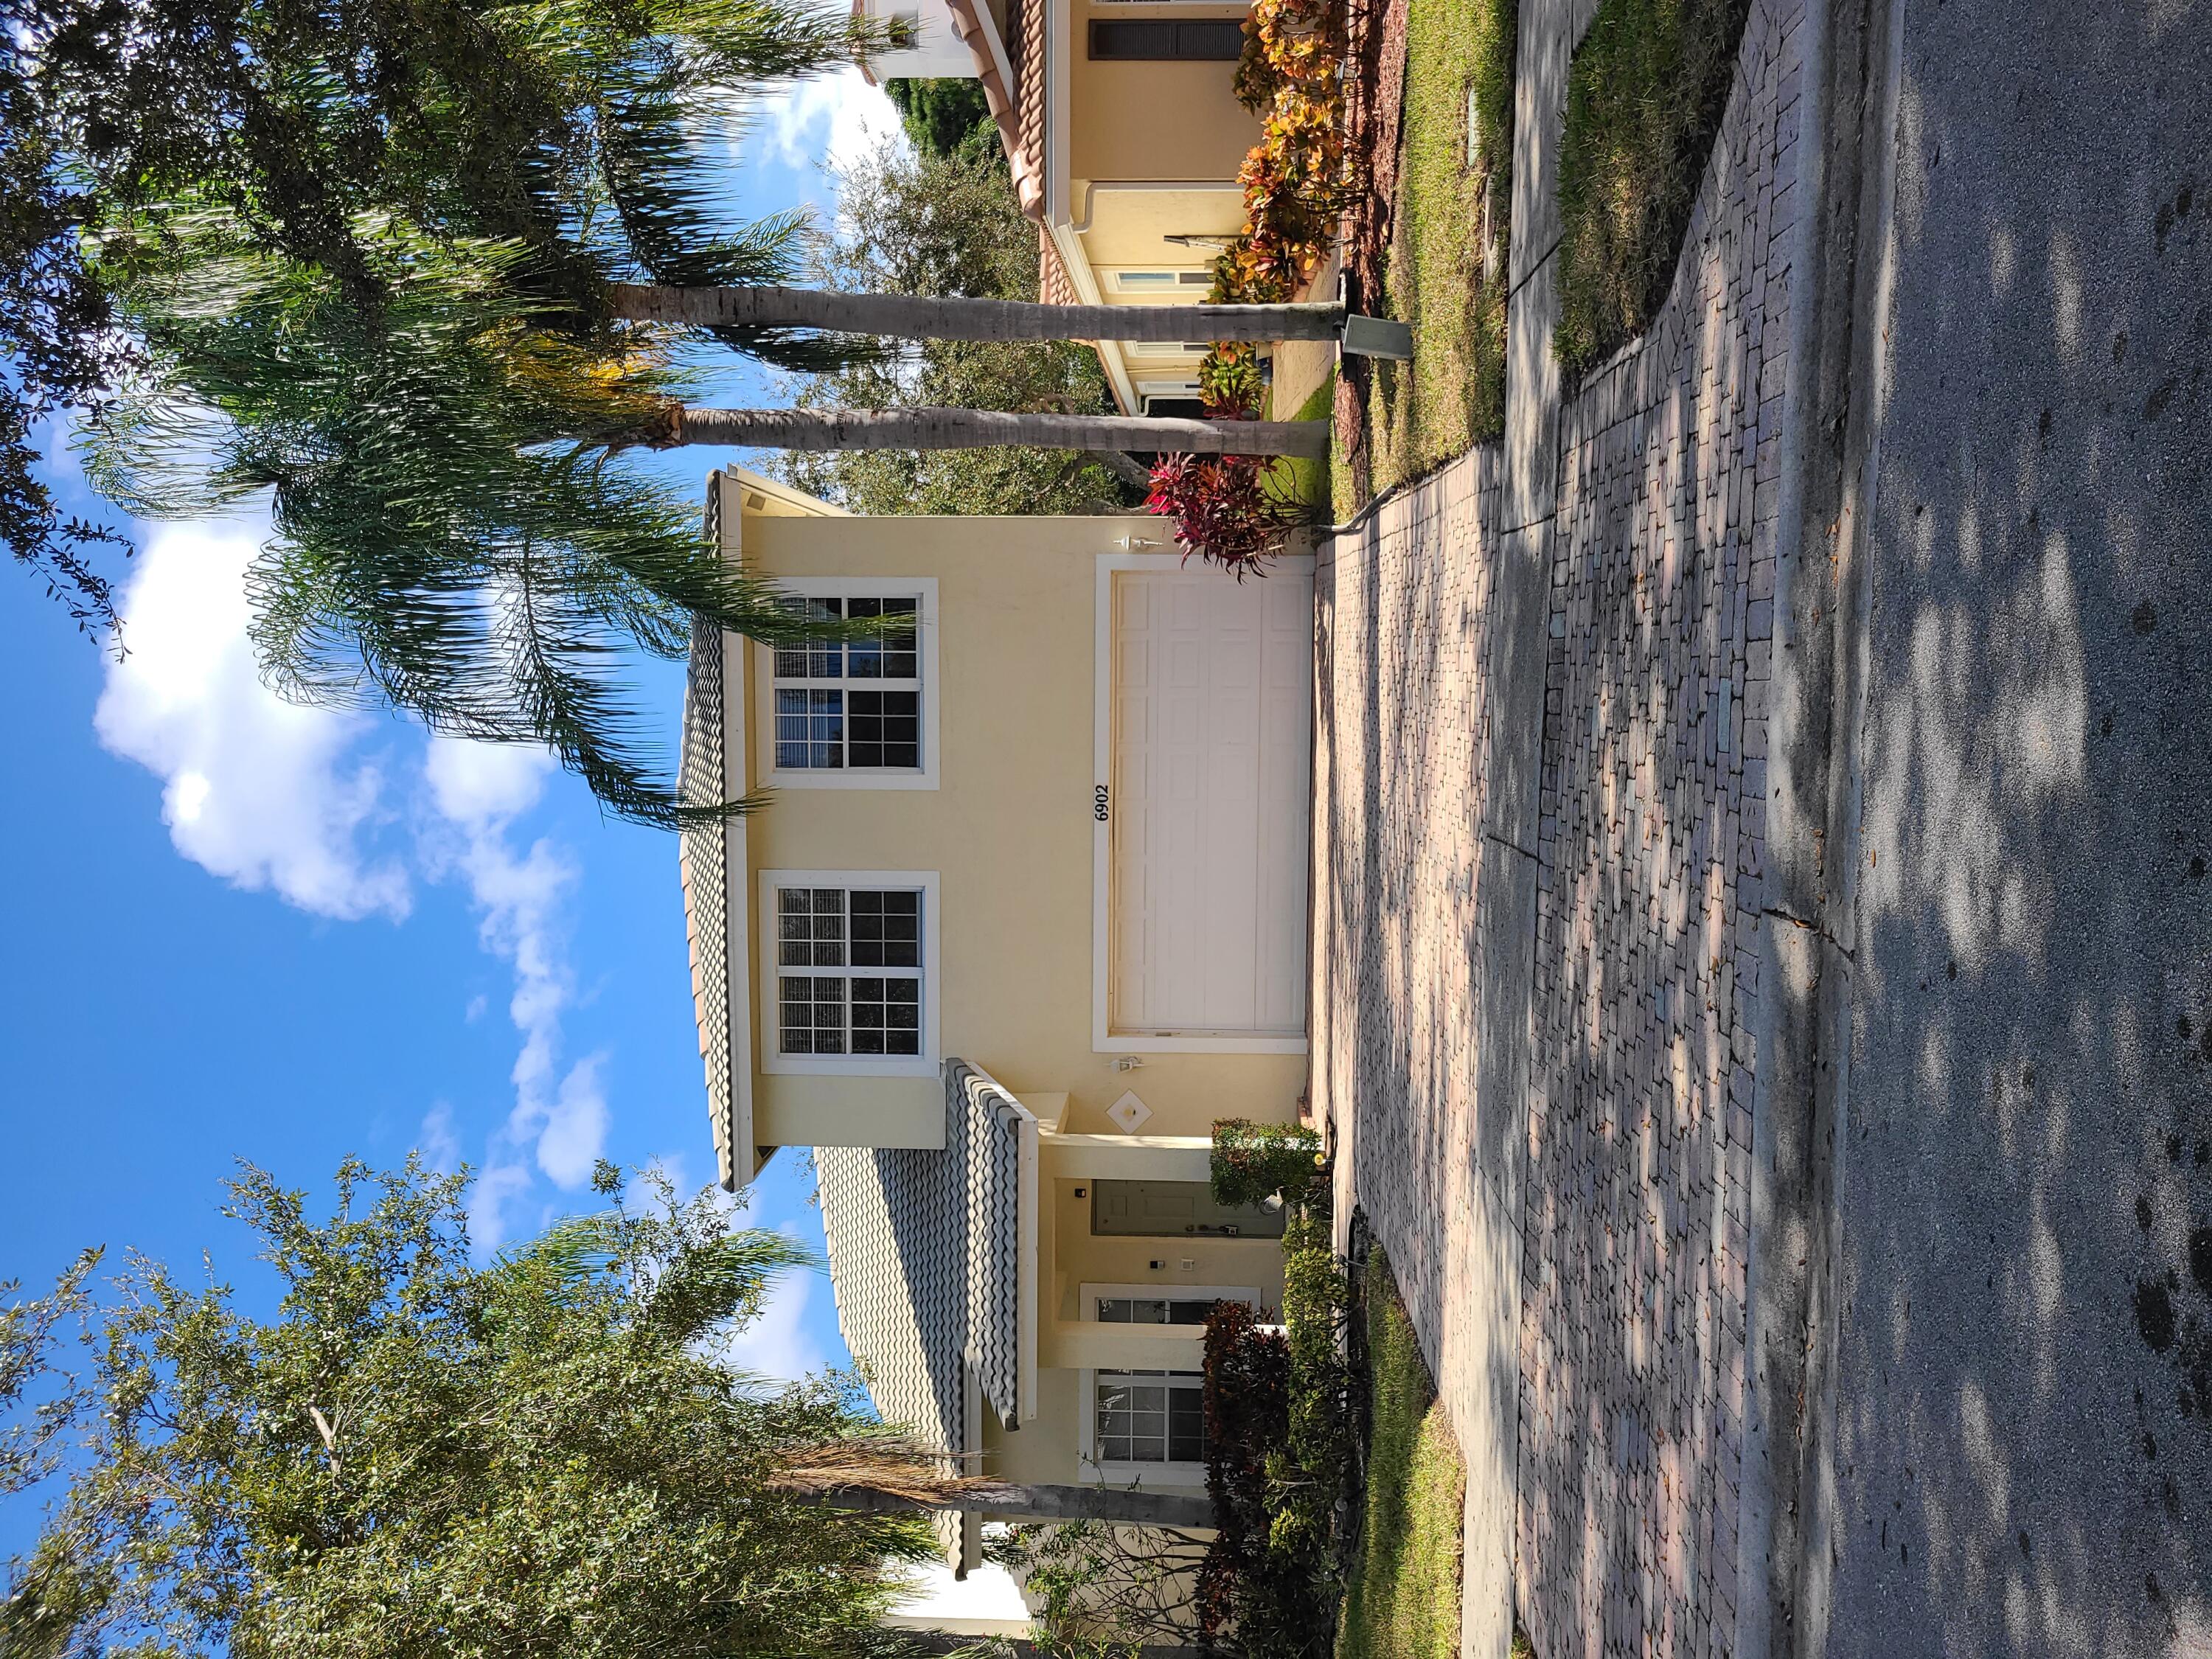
(1145, 452), (1307, 576)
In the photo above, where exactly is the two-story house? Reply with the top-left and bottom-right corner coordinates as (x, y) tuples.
(678, 467), (1313, 1569)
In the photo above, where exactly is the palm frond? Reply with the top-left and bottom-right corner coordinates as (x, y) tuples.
(599, 69), (894, 373)
(640, 1229), (818, 1344)
(495, 1211), (623, 1285)
(769, 1432), (984, 1506)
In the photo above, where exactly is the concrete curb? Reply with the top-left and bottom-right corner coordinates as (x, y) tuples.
(1737, 0), (1905, 1653)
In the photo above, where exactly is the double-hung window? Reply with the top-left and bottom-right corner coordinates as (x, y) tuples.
(770, 587), (931, 781)
(761, 872), (937, 1074)
(1094, 1371), (1207, 1467)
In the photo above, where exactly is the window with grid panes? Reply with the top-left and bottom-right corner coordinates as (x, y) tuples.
(1095, 1371), (1206, 1465)
(773, 597), (921, 771)
(774, 885), (922, 1057)
(1095, 1295), (1227, 1325)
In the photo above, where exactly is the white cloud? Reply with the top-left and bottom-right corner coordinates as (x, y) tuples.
(422, 736), (610, 1203)
(95, 540), (615, 1256)
(467, 1161), (538, 1255)
(425, 734), (557, 828)
(94, 524), (410, 921)
(417, 1104), (462, 1175)
(536, 1054), (611, 1188)
(751, 69), (905, 180)
(728, 1262), (827, 1382)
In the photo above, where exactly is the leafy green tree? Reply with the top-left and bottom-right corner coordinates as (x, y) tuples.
(8, 0), (1339, 826)
(0, 1254), (94, 1504)
(883, 80), (993, 157)
(0, 1158), (941, 1659)
(773, 133), (1141, 516)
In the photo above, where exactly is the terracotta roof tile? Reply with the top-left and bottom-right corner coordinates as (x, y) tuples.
(945, 0), (1045, 218)
(1039, 226), (1077, 308)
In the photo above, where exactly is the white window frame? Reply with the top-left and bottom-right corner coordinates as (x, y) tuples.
(754, 577), (939, 790)
(1136, 381), (1205, 413)
(1079, 1366), (1210, 1485)
(1107, 269), (1216, 291)
(758, 869), (941, 1077)
(1077, 1283), (1260, 1322)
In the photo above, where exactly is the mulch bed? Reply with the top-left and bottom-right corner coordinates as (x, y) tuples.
(1333, 0), (1411, 506)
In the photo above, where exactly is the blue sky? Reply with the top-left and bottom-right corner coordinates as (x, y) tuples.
(0, 66), (908, 1560)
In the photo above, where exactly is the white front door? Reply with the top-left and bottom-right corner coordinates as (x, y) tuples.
(1109, 566), (1310, 1040)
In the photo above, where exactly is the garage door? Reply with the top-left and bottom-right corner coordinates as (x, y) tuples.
(1110, 566), (1310, 1039)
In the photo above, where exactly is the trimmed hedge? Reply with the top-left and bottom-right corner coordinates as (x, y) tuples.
(1199, 1217), (1352, 1657)
(1211, 1119), (1326, 1209)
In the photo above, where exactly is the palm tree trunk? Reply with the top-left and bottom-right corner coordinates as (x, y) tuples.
(610, 282), (1344, 344)
(807, 1478), (1214, 1531)
(666, 406), (1327, 460)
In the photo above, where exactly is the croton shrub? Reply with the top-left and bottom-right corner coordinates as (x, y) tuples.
(1200, 1295), (1340, 1659)
(1147, 0), (1347, 567)
(1144, 451), (1307, 575)
(1222, 0), (1348, 302)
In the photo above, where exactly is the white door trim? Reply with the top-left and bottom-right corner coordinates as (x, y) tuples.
(1091, 553), (1315, 1054)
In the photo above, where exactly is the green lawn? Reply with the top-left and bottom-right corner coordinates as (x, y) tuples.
(1349, 0), (1517, 516)
(1337, 1251), (1467, 1659)
(1554, 0), (1754, 378)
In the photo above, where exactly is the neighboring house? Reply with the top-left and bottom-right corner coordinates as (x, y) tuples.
(678, 467), (1312, 1569)
(858, 0), (1259, 417)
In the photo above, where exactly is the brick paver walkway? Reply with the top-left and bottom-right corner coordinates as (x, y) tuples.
(1314, 1), (1814, 1655)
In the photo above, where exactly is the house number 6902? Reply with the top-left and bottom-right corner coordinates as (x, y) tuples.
(1093, 785), (1110, 822)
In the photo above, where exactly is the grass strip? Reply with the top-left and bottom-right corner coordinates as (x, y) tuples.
(1359, 0), (1516, 504)
(1337, 1248), (1467, 1659)
(1554, 0), (1755, 379)
(1272, 370), (1337, 514)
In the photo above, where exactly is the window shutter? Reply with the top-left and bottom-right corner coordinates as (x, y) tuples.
(1088, 18), (1245, 58)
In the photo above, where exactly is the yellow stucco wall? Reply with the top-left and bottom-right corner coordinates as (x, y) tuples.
(1066, 7), (1254, 185)
(726, 501), (1307, 1150)
(1079, 187), (1245, 274)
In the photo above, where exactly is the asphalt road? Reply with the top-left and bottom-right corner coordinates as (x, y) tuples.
(1829, 2), (2212, 1654)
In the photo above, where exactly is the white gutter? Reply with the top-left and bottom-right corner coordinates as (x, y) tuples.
(1047, 224), (1141, 414)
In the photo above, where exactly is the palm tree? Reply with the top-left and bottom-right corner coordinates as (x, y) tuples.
(776, 1452), (1216, 1530)
(39, 0), (903, 366)
(94, 218), (1325, 827)
(88, 220), (886, 829)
